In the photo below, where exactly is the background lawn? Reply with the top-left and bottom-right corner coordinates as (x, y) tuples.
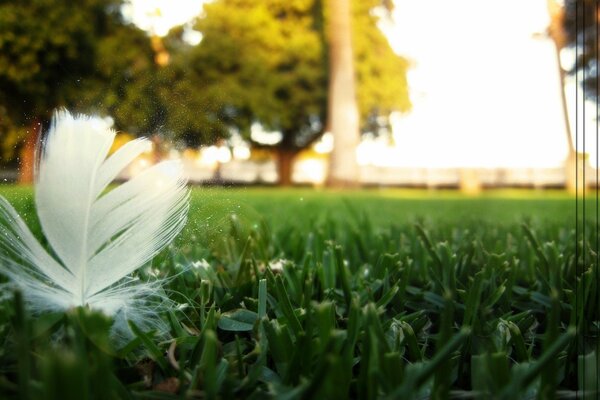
(0, 185), (579, 222)
(0, 185), (579, 236)
(0, 185), (596, 399)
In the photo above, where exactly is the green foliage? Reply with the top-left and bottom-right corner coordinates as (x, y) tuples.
(162, 0), (327, 148)
(163, 0), (410, 149)
(77, 24), (165, 136)
(0, 108), (26, 165)
(0, 186), (594, 398)
(0, 0), (160, 160)
(0, 0), (119, 120)
(0, 0), (411, 160)
(352, 0), (411, 125)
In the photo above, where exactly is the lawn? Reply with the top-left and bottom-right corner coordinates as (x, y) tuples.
(0, 185), (596, 399)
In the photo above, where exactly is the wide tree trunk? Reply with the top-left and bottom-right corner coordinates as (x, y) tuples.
(276, 148), (297, 186)
(18, 119), (41, 184)
(325, 0), (360, 187)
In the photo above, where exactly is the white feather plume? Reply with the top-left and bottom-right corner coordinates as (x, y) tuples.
(0, 110), (189, 333)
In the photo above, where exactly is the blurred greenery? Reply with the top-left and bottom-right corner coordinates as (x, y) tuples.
(153, 0), (410, 149)
(0, 0), (161, 164)
(0, 0), (409, 179)
(0, 185), (595, 398)
(160, 0), (410, 184)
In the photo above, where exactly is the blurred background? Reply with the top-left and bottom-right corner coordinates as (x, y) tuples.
(0, 0), (596, 192)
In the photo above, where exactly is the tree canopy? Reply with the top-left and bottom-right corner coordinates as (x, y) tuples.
(161, 0), (327, 149)
(0, 0), (159, 163)
(162, 0), (410, 151)
(1, 0), (410, 185)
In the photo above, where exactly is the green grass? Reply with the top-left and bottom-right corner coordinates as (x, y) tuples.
(0, 185), (597, 399)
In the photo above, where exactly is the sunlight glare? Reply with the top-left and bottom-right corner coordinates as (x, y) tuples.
(123, 0), (206, 36)
(379, 0), (572, 168)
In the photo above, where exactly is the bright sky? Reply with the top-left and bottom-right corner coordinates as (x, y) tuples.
(379, 0), (577, 168)
(126, 0), (592, 169)
(123, 0), (205, 36)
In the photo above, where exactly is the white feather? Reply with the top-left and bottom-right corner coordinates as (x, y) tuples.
(0, 110), (189, 332)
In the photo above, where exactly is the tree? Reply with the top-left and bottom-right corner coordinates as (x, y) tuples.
(0, 0), (159, 181)
(166, 0), (410, 185)
(161, 0), (327, 185)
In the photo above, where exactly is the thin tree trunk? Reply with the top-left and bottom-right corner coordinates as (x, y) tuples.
(18, 119), (41, 185)
(326, 0), (360, 187)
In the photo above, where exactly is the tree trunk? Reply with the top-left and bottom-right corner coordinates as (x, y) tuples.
(325, 0), (360, 187)
(18, 119), (41, 185)
(276, 148), (296, 186)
